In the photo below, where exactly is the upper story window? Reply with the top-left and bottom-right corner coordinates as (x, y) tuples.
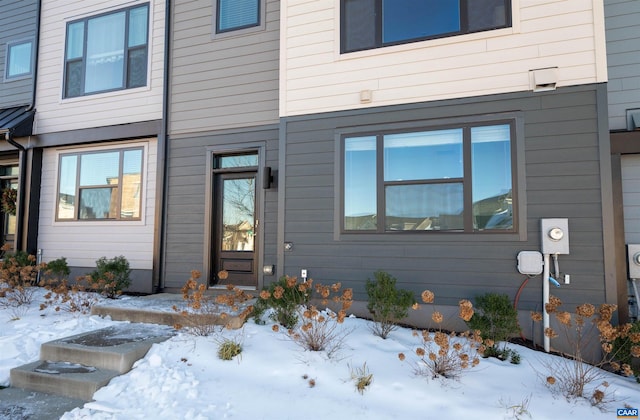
(342, 121), (515, 233)
(57, 147), (144, 221)
(64, 4), (149, 98)
(215, 0), (260, 33)
(341, 0), (511, 53)
(5, 40), (34, 79)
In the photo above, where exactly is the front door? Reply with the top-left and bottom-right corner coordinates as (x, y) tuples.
(212, 153), (258, 288)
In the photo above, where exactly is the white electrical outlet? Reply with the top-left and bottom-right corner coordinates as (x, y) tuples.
(564, 274), (570, 284)
(301, 269), (307, 278)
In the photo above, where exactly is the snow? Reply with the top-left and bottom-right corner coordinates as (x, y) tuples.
(1, 288), (639, 419)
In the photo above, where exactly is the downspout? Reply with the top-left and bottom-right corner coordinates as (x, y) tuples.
(152, 0), (171, 292)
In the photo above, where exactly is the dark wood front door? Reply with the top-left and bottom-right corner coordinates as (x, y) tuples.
(212, 171), (257, 287)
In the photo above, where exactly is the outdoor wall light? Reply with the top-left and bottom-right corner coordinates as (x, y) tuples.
(262, 265), (275, 275)
(284, 242), (293, 251)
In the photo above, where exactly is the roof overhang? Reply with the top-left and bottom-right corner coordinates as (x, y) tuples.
(0, 106), (35, 138)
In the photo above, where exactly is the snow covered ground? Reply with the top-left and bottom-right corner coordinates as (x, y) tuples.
(1, 288), (639, 419)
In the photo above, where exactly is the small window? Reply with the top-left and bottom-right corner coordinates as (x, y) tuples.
(6, 40), (33, 79)
(342, 0), (511, 53)
(57, 147), (143, 221)
(216, 0), (260, 33)
(63, 4), (149, 98)
(343, 122), (515, 233)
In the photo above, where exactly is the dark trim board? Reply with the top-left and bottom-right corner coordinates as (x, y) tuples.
(34, 120), (162, 148)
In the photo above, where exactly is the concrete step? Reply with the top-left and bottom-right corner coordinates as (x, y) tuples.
(10, 361), (120, 401)
(40, 323), (175, 373)
(9, 323), (175, 401)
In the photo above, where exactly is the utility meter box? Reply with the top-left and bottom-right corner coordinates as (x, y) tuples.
(517, 251), (544, 275)
(541, 218), (569, 255)
(628, 244), (640, 279)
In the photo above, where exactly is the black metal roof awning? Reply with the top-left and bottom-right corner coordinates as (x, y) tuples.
(0, 106), (35, 138)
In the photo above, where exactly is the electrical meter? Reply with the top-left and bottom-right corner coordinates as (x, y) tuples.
(541, 219), (569, 255)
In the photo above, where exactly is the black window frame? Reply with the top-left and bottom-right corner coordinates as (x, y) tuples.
(55, 146), (145, 222)
(340, 0), (512, 53)
(63, 3), (150, 99)
(340, 119), (518, 234)
(5, 39), (34, 80)
(214, 0), (261, 34)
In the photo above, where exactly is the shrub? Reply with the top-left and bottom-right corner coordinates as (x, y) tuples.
(531, 297), (638, 406)
(43, 257), (71, 281)
(466, 292), (520, 359)
(612, 320), (640, 380)
(399, 290), (482, 379)
(40, 277), (99, 315)
(86, 256), (131, 298)
(0, 245), (45, 318)
(270, 280), (354, 358)
(253, 275), (310, 328)
(365, 270), (415, 339)
(217, 338), (243, 361)
(349, 362), (373, 394)
(173, 270), (254, 336)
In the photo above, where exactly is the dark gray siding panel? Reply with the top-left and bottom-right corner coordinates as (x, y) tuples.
(163, 126), (279, 289)
(0, 0), (37, 107)
(282, 85), (609, 311)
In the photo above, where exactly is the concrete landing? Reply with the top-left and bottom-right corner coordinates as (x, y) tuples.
(91, 293), (251, 329)
(0, 387), (85, 420)
(9, 323), (175, 401)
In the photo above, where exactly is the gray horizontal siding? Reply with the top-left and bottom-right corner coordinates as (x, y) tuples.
(605, 0), (640, 130)
(281, 84), (609, 311)
(169, 0), (279, 135)
(0, 0), (37, 107)
(163, 126), (279, 288)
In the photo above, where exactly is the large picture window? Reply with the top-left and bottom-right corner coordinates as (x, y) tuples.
(341, 0), (511, 53)
(343, 122), (514, 233)
(5, 40), (33, 79)
(64, 4), (149, 98)
(57, 147), (143, 221)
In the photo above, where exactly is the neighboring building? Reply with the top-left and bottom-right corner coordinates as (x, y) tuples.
(32, 0), (166, 292)
(606, 0), (640, 320)
(0, 0), (39, 254)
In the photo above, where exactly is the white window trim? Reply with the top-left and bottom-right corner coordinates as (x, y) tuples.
(52, 141), (149, 227)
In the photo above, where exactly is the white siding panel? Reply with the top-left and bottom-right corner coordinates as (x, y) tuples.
(34, 0), (165, 134)
(37, 139), (157, 270)
(280, 0), (608, 117)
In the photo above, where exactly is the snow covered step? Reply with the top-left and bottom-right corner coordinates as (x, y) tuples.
(39, 323), (175, 373)
(10, 361), (120, 401)
(9, 323), (175, 402)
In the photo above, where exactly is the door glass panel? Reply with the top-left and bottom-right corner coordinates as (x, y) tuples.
(218, 154), (258, 169)
(4, 180), (18, 236)
(221, 177), (255, 251)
